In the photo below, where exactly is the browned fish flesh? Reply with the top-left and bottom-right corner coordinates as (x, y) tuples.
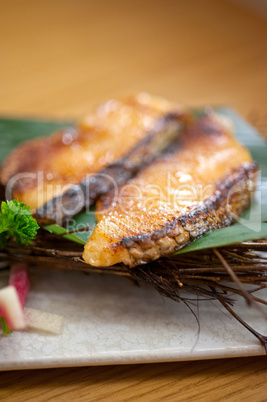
(0, 94), (187, 223)
(83, 113), (257, 267)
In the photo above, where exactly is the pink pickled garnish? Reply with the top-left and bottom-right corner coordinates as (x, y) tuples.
(0, 286), (26, 330)
(8, 263), (30, 308)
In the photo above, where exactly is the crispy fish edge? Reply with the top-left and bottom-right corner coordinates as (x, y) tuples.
(83, 161), (258, 267)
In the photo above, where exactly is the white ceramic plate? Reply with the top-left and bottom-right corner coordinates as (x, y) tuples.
(0, 109), (266, 370)
(0, 268), (266, 370)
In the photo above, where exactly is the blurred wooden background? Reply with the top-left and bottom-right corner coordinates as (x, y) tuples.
(0, 0), (267, 400)
(1, 0), (267, 123)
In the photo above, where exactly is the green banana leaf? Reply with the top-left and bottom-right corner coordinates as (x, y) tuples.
(0, 108), (266, 250)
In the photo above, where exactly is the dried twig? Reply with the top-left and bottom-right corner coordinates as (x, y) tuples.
(213, 248), (255, 306)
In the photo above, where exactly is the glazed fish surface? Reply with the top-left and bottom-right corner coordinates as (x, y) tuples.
(0, 93), (186, 223)
(83, 113), (257, 267)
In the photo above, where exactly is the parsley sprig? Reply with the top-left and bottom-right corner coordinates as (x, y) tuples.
(0, 200), (39, 248)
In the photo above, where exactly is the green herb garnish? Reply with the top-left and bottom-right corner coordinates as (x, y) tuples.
(0, 317), (12, 335)
(0, 200), (39, 248)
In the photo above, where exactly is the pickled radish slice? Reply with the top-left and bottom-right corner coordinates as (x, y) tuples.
(24, 307), (64, 335)
(0, 286), (26, 330)
(9, 263), (30, 308)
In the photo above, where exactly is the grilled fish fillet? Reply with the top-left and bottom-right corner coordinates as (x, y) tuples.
(83, 113), (257, 267)
(0, 93), (187, 223)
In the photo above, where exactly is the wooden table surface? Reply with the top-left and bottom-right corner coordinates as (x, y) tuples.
(0, 0), (267, 400)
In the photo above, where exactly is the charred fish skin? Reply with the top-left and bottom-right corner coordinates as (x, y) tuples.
(110, 162), (258, 267)
(0, 93), (188, 224)
(35, 112), (184, 224)
(83, 113), (256, 268)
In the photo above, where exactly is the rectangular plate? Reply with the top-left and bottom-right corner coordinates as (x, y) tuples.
(0, 269), (266, 370)
(0, 108), (266, 370)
